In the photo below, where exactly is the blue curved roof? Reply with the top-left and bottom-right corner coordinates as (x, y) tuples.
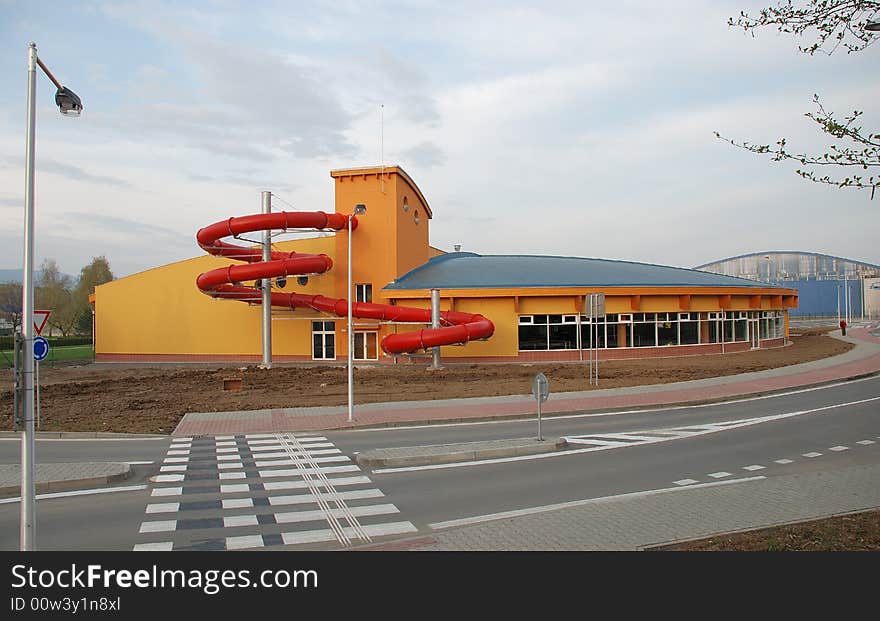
(385, 253), (772, 290)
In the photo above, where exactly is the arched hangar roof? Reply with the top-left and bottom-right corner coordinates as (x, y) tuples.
(385, 253), (772, 290)
(694, 251), (880, 272)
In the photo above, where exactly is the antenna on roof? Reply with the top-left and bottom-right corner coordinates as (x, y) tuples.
(379, 103), (385, 194)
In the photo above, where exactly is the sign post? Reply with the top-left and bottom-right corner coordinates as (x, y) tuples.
(585, 294), (605, 386)
(532, 372), (549, 441)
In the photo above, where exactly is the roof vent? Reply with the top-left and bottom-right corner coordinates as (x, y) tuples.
(454, 244), (461, 252)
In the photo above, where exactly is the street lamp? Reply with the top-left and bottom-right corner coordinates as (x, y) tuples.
(865, 19), (880, 32)
(347, 204), (366, 423)
(20, 42), (83, 551)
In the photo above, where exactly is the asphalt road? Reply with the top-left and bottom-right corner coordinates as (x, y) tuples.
(0, 375), (877, 551)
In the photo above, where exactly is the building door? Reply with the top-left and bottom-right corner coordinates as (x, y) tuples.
(749, 318), (760, 349)
(312, 321), (336, 360)
(353, 331), (378, 361)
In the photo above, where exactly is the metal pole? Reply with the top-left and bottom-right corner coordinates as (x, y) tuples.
(261, 191), (272, 368)
(537, 397), (542, 442)
(430, 288), (441, 369)
(21, 42), (38, 551)
(347, 215), (354, 423)
(36, 361), (40, 430)
(588, 295), (593, 385)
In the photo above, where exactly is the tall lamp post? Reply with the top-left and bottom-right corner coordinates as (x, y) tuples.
(347, 204), (366, 423)
(20, 42), (83, 551)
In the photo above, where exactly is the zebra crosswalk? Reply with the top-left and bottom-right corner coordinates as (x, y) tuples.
(133, 433), (417, 551)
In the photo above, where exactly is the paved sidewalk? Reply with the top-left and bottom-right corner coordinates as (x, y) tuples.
(370, 463), (880, 551)
(173, 325), (880, 436)
(0, 462), (132, 497)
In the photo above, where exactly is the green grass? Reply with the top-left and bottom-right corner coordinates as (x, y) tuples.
(0, 344), (94, 367)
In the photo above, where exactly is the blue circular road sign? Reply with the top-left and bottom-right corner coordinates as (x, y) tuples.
(33, 336), (50, 361)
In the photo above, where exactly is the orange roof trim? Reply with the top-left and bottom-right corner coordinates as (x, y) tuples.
(330, 165), (433, 219)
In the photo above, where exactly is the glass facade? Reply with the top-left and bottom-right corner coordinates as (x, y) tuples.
(517, 311), (784, 351)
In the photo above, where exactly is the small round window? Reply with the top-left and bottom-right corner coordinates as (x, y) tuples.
(414, 209), (420, 225)
(402, 196), (409, 212)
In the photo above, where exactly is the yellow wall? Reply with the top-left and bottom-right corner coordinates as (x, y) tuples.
(96, 237), (336, 356)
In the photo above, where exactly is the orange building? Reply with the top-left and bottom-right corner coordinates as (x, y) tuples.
(94, 165), (798, 363)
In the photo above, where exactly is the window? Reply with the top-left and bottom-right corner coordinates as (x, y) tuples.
(353, 332), (378, 360)
(312, 321), (335, 360)
(518, 315), (577, 350)
(355, 283), (372, 303)
(632, 313), (657, 348)
(679, 313), (699, 345)
(580, 315), (607, 349)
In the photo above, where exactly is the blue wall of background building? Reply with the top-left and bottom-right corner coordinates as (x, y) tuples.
(787, 279), (863, 317)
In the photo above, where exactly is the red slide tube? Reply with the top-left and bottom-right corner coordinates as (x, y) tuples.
(196, 211), (494, 355)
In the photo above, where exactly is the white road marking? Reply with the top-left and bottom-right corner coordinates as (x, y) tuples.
(802, 452), (822, 458)
(167, 450), (189, 456)
(248, 442), (334, 452)
(248, 448), (341, 459)
(254, 455), (351, 468)
(279, 522), (417, 547)
(146, 503), (180, 514)
(743, 465), (766, 471)
(171, 437), (192, 443)
(217, 454), (243, 461)
(223, 515), (259, 528)
(163, 457), (188, 463)
(262, 475), (372, 491)
(268, 489), (384, 507)
(856, 440), (875, 445)
(430, 477), (765, 530)
(153, 474), (185, 482)
(216, 447), (239, 454)
(151, 487), (183, 497)
(274, 503), (399, 525)
(219, 484), (251, 494)
(259, 465), (360, 478)
(215, 441), (237, 447)
(247, 436), (327, 445)
(133, 542), (173, 551)
(218, 462), (244, 469)
(226, 535), (264, 550)
(160, 465), (187, 472)
(139, 520), (177, 533)
(219, 472), (247, 480)
(222, 498), (254, 509)
(774, 459), (794, 464)
(215, 435), (236, 441)
(673, 479), (699, 486)
(126, 460), (155, 465)
(708, 472), (732, 479)
(828, 446), (849, 452)
(0, 484), (148, 505)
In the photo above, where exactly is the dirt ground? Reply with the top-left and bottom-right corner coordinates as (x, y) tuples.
(0, 328), (851, 435)
(652, 509), (880, 551)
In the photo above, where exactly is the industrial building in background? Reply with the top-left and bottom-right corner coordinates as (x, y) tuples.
(695, 252), (880, 320)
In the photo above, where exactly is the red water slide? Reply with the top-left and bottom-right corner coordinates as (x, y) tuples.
(195, 211), (494, 354)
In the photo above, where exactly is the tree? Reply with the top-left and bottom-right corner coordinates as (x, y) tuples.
(71, 256), (114, 336)
(718, 1), (879, 197)
(0, 282), (23, 333)
(35, 259), (76, 336)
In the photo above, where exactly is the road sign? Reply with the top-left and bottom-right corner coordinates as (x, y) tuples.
(34, 309), (51, 335)
(33, 336), (49, 361)
(532, 372), (550, 403)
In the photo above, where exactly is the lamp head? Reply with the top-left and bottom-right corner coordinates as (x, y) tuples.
(354, 204), (366, 215)
(55, 86), (83, 117)
(865, 19), (880, 32)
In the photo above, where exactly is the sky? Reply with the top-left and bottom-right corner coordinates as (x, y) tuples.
(0, 0), (877, 280)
